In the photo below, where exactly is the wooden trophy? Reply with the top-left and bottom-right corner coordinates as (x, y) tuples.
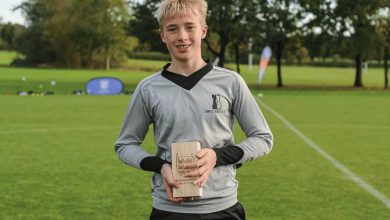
(171, 141), (203, 198)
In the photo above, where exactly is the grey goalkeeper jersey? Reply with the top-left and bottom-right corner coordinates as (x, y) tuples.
(115, 63), (273, 214)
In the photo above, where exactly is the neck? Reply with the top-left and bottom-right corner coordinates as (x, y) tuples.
(168, 59), (207, 76)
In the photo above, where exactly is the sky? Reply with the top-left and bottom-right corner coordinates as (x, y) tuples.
(0, 0), (26, 24)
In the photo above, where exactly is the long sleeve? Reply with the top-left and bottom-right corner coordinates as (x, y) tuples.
(232, 75), (273, 164)
(115, 84), (153, 169)
(213, 145), (244, 166)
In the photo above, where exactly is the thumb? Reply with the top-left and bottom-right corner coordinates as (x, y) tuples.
(164, 173), (180, 188)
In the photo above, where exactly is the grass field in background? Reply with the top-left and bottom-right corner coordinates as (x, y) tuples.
(0, 50), (20, 66)
(0, 51), (388, 95)
(1, 50), (389, 219)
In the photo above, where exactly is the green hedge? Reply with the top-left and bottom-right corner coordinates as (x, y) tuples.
(239, 55), (386, 68)
(127, 51), (170, 61)
(127, 51), (387, 68)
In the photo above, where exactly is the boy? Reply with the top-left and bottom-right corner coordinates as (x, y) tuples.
(115, 0), (273, 219)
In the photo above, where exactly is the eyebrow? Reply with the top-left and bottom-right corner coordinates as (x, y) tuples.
(165, 22), (196, 28)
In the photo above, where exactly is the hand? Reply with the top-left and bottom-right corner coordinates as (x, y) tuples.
(184, 148), (216, 187)
(160, 163), (184, 203)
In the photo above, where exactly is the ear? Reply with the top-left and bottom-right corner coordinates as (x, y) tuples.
(160, 29), (166, 43)
(201, 25), (208, 39)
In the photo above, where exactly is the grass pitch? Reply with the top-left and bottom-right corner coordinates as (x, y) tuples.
(1, 91), (389, 219)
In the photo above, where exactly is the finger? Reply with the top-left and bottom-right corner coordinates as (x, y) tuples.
(167, 180), (181, 188)
(170, 197), (185, 203)
(163, 179), (173, 198)
(183, 197), (194, 201)
(199, 170), (211, 187)
(186, 166), (207, 177)
(164, 180), (184, 203)
(194, 171), (209, 187)
(169, 195), (184, 203)
(179, 163), (198, 169)
(164, 180), (180, 189)
(166, 189), (184, 203)
(196, 149), (208, 158)
(185, 169), (200, 177)
(195, 157), (207, 167)
(164, 174), (181, 188)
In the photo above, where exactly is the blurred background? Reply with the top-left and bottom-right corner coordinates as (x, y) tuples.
(0, 0), (389, 89)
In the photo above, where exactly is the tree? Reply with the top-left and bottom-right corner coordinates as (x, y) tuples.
(14, 0), (130, 68)
(68, 0), (130, 69)
(335, 0), (387, 87)
(301, 0), (345, 62)
(13, 0), (63, 65)
(206, 0), (260, 67)
(0, 23), (25, 50)
(284, 35), (309, 64)
(128, 0), (166, 52)
(254, 0), (309, 87)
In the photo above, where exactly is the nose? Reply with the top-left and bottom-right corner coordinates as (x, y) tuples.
(177, 27), (188, 41)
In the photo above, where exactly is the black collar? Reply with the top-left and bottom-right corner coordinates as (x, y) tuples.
(161, 62), (213, 90)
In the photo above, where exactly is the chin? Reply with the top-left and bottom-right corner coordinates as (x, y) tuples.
(174, 55), (192, 61)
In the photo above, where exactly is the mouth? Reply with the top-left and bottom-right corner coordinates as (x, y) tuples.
(176, 44), (191, 49)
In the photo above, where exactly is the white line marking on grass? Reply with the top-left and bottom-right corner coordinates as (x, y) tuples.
(0, 127), (118, 134)
(284, 124), (390, 129)
(269, 124), (390, 130)
(257, 99), (390, 209)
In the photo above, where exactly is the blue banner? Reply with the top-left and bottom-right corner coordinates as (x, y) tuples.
(86, 77), (124, 95)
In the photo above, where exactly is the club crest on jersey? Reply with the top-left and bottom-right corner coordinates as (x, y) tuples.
(205, 94), (227, 114)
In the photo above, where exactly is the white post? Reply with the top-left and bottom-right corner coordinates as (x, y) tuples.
(363, 62), (368, 74)
(248, 38), (253, 70)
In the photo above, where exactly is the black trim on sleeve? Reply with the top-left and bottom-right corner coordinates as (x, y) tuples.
(161, 62), (213, 90)
(114, 144), (122, 153)
(140, 156), (170, 173)
(213, 145), (244, 167)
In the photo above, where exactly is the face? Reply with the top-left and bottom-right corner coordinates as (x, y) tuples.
(160, 10), (207, 64)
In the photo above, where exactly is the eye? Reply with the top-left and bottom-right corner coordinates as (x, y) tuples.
(186, 26), (195, 31)
(166, 27), (177, 32)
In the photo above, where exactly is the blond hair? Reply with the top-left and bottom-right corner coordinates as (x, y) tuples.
(155, 0), (207, 27)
